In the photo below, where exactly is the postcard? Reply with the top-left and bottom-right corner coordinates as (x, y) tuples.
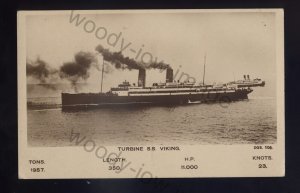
(18, 9), (284, 178)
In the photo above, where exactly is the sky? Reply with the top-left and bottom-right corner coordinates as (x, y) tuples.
(25, 10), (277, 91)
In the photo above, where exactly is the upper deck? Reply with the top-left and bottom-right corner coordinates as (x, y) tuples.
(110, 81), (240, 96)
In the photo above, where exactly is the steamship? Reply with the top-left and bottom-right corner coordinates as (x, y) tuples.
(227, 75), (265, 88)
(61, 69), (253, 108)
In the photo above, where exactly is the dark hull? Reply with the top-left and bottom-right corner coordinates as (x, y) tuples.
(61, 89), (252, 109)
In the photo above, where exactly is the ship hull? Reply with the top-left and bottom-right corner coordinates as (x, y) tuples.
(236, 82), (265, 88)
(61, 89), (252, 109)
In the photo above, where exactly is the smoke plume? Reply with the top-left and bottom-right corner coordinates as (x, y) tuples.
(26, 58), (58, 83)
(95, 44), (172, 70)
(27, 44), (173, 92)
(59, 51), (96, 84)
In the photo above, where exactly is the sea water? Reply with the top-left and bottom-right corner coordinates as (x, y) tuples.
(26, 83), (277, 146)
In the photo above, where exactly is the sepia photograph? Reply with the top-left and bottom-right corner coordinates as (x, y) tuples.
(18, 9), (284, 178)
(25, 10), (277, 146)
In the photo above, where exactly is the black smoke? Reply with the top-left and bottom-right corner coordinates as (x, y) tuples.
(59, 51), (96, 84)
(27, 52), (98, 86)
(26, 58), (58, 83)
(95, 44), (172, 70)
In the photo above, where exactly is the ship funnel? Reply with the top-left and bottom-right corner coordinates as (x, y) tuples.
(138, 69), (146, 87)
(166, 68), (173, 83)
(247, 75), (250, 80)
(243, 75), (246, 80)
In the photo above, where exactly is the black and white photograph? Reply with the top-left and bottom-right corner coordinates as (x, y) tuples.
(25, 10), (278, 146)
(18, 9), (284, 178)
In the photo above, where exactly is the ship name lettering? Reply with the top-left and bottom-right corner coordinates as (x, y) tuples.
(160, 146), (180, 151)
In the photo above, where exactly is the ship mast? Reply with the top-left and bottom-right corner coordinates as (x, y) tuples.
(100, 56), (104, 93)
(202, 53), (206, 85)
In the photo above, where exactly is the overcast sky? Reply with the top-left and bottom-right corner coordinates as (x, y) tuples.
(26, 10), (277, 91)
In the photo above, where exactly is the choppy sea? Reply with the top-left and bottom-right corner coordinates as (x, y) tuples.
(27, 83), (277, 146)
